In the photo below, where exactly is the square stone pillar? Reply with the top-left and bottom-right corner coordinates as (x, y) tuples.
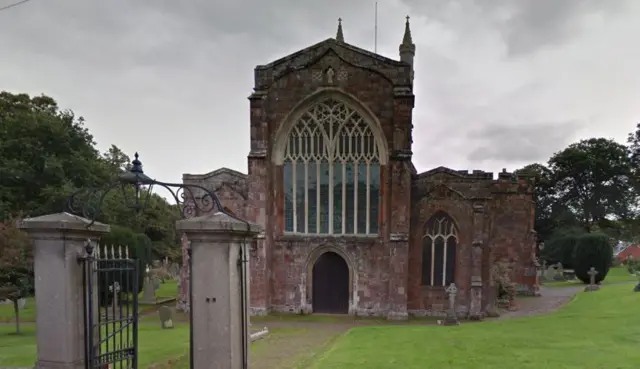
(176, 212), (261, 369)
(17, 212), (110, 369)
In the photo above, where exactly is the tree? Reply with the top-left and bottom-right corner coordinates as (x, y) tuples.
(627, 122), (640, 172)
(0, 91), (181, 258)
(515, 163), (580, 243)
(103, 145), (131, 173)
(0, 92), (113, 219)
(548, 138), (634, 232)
(0, 217), (33, 334)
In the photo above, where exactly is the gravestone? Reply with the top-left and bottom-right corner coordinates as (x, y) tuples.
(633, 282), (640, 292)
(17, 298), (27, 310)
(544, 265), (556, 281)
(158, 306), (174, 329)
(443, 283), (460, 326)
(153, 278), (161, 291)
(584, 267), (600, 292)
(553, 263), (565, 281)
(109, 282), (121, 309)
(141, 275), (157, 304)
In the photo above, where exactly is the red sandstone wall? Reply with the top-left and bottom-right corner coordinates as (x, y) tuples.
(246, 46), (414, 316)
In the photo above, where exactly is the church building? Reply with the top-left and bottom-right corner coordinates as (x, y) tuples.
(183, 18), (539, 320)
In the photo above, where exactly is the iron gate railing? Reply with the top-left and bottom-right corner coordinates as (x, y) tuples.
(80, 242), (139, 369)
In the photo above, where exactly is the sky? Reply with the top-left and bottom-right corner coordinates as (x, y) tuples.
(1, 0), (639, 184)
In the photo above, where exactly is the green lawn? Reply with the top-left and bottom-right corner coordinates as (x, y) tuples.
(0, 322), (189, 368)
(310, 284), (640, 369)
(0, 298), (36, 323)
(155, 279), (178, 299)
(0, 279), (178, 323)
(544, 266), (638, 288)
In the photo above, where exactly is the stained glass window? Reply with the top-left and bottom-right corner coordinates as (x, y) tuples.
(282, 98), (381, 235)
(421, 212), (458, 286)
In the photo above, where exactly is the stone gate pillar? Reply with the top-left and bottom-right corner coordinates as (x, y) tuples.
(176, 212), (260, 369)
(18, 212), (110, 369)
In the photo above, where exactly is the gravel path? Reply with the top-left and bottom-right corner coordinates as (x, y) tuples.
(497, 285), (583, 319)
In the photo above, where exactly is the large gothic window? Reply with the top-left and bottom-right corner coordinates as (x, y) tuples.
(421, 212), (457, 286)
(283, 98), (380, 235)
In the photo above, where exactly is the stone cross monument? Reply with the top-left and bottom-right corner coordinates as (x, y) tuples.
(443, 283), (460, 326)
(585, 267), (600, 292)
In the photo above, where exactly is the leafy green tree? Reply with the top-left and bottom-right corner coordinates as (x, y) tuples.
(515, 163), (580, 243)
(0, 92), (112, 218)
(548, 138), (634, 232)
(0, 91), (181, 258)
(0, 217), (33, 334)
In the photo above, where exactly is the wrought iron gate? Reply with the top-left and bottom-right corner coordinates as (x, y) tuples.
(80, 241), (139, 369)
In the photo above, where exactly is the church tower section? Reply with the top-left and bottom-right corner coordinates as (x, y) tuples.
(247, 18), (415, 317)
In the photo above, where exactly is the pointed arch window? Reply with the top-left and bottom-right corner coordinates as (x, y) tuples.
(421, 212), (457, 286)
(283, 98), (380, 235)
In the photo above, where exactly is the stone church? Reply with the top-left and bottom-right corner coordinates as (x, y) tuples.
(183, 18), (539, 320)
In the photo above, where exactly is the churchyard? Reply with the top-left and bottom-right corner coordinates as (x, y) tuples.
(1, 267), (638, 369)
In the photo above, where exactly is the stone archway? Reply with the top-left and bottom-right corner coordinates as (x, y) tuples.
(312, 251), (350, 314)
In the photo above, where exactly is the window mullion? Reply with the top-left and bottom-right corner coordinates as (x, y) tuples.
(430, 239), (435, 287)
(353, 160), (358, 234)
(342, 161), (346, 235)
(328, 160), (334, 234)
(366, 161), (371, 234)
(442, 241), (447, 286)
(292, 160), (297, 233)
(304, 161), (309, 233)
(316, 159), (321, 234)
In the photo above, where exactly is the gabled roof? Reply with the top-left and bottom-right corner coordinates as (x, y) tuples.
(182, 167), (247, 181)
(617, 245), (640, 261)
(255, 38), (406, 71)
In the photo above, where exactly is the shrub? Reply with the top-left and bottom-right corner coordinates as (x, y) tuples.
(541, 232), (580, 269)
(626, 257), (640, 274)
(573, 232), (613, 284)
(98, 225), (152, 306)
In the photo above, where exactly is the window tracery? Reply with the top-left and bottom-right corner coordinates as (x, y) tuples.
(283, 98), (380, 235)
(421, 212), (457, 286)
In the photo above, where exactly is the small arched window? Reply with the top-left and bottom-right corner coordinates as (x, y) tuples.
(421, 212), (458, 287)
(282, 98), (381, 235)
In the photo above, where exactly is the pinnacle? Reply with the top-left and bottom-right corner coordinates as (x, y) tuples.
(336, 17), (344, 42)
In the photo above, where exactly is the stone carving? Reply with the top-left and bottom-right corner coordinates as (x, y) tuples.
(141, 266), (157, 304)
(158, 306), (174, 329)
(109, 282), (121, 309)
(326, 67), (335, 84)
(443, 283), (460, 326)
(584, 267), (600, 292)
(337, 67), (348, 82)
(257, 42), (410, 88)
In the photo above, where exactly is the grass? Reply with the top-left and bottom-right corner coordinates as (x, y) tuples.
(155, 279), (178, 299)
(0, 322), (189, 368)
(0, 279), (179, 323)
(544, 266), (638, 288)
(309, 284), (640, 369)
(0, 297), (36, 323)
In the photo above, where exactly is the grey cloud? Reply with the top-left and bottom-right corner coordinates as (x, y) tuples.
(401, 0), (632, 56)
(0, 0), (637, 182)
(465, 121), (583, 164)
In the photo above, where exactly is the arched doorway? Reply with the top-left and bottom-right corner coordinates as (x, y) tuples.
(312, 252), (349, 314)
